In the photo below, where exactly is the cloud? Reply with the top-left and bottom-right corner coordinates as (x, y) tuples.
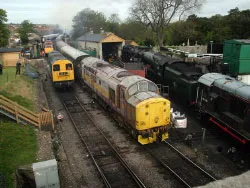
(2, 0), (250, 31)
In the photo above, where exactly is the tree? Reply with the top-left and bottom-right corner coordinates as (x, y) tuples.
(106, 13), (121, 33)
(18, 20), (34, 45)
(130, 0), (204, 47)
(0, 9), (10, 47)
(71, 8), (107, 39)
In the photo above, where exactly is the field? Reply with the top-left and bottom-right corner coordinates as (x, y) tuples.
(0, 66), (37, 188)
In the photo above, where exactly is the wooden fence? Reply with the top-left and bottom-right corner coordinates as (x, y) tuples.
(0, 95), (54, 130)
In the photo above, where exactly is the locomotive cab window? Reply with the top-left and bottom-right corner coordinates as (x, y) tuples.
(53, 65), (60, 71)
(66, 64), (72, 70)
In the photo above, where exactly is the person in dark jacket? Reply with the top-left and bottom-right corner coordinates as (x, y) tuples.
(16, 61), (21, 75)
(0, 63), (2, 75)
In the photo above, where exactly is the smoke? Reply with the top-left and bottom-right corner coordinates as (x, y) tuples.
(47, 0), (134, 32)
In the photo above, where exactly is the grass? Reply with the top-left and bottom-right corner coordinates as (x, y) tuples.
(0, 118), (37, 188)
(0, 66), (38, 188)
(0, 67), (36, 111)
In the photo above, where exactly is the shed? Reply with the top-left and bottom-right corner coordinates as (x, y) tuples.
(0, 47), (21, 67)
(125, 40), (139, 46)
(223, 39), (250, 75)
(77, 32), (125, 61)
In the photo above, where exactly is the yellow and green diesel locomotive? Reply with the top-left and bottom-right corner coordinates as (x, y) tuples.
(47, 51), (74, 88)
(81, 59), (171, 144)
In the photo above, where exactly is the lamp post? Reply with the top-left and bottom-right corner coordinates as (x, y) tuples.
(210, 41), (213, 54)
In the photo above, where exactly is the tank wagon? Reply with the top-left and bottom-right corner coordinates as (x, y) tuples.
(55, 35), (171, 145)
(196, 73), (250, 144)
(47, 50), (74, 88)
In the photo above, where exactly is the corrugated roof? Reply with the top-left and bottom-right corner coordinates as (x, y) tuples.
(0, 48), (21, 53)
(77, 32), (109, 42)
(225, 39), (250, 44)
(199, 73), (250, 101)
(234, 39), (250, 44)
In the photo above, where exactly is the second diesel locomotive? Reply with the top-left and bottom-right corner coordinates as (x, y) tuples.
(47, 51), (74, 88)
(55, 36), (171, 144)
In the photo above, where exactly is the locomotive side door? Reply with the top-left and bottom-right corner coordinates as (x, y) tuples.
(118, 85), (126, 116)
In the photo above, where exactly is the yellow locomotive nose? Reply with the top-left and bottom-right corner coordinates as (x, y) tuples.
(135, 97), (171, 144)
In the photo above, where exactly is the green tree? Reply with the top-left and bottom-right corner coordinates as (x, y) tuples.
(106, 13), (121, 34)
(71, 8), (107, 39)
(0, 9), (10, 47)
(18, 20), (34, 45)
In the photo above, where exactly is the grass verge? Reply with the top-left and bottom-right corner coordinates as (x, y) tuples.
(0, 66), (38, 188)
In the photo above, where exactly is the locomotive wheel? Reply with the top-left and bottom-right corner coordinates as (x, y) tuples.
(131, 129), (137, 139)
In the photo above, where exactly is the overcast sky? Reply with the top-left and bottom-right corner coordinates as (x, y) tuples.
(2, 0), (250, 31)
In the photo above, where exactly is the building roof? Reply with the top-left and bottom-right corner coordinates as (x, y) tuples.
(198, 73), (250, 101)
(225, 39), (250, 44)
(125, 40), (139, 46)
(0, 48), (21, 53)
(77, 32), (124, 43)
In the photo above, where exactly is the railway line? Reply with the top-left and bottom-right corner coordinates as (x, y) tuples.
(58, 91), (146, 188)
(146, 141), (217, 188)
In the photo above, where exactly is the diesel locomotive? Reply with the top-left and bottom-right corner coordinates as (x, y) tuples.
(197, 73), (250, 144)
(47, 50), (74, 88)
(55, 36), (171, 145)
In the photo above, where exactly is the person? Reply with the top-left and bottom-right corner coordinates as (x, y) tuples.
(16, 61), (21, 75)
(0, 63), (2, 75)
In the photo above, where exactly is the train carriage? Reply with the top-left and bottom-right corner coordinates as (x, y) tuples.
(47, 51), (74, 88)
(81, 57), (171, 144)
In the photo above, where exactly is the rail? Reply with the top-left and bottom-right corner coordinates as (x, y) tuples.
(0, 95), (54, 130)
(61, 93), (146, 188)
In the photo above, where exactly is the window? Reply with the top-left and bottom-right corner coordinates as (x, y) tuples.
(128, 84), (138, 96)
(148, 82), (158, 92)
(139, 81), (148, 92)
(66, 64), (72, 70)
(53, 65), (60, 71)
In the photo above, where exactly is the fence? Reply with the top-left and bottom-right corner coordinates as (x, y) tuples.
(0, 95), (54, 130)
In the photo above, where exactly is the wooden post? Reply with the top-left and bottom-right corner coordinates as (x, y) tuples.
(51, 111), (54, 131)
(38, 113), (41, 130)
(15, 106), (19, 123)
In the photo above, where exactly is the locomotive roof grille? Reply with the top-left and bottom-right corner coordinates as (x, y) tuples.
(117, 71), (133, 78)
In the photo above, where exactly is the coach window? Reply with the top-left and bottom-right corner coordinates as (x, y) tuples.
(53, 65), (60, 71)
(66, 64), (72, 70)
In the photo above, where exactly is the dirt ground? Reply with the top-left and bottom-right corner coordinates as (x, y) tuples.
(34, 59), (54, 161)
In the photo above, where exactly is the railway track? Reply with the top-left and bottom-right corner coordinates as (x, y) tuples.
(59, 92), (146, 188)
(146, 141), (217, 188)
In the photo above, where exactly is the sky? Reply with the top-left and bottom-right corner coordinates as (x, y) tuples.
(2, 0), (250, 31)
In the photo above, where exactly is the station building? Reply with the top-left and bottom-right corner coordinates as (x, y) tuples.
(0, 48), (21, 67)
(76, 31), (125, 61)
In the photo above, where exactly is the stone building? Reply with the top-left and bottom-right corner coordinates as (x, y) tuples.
(77, 31), (125, 61)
